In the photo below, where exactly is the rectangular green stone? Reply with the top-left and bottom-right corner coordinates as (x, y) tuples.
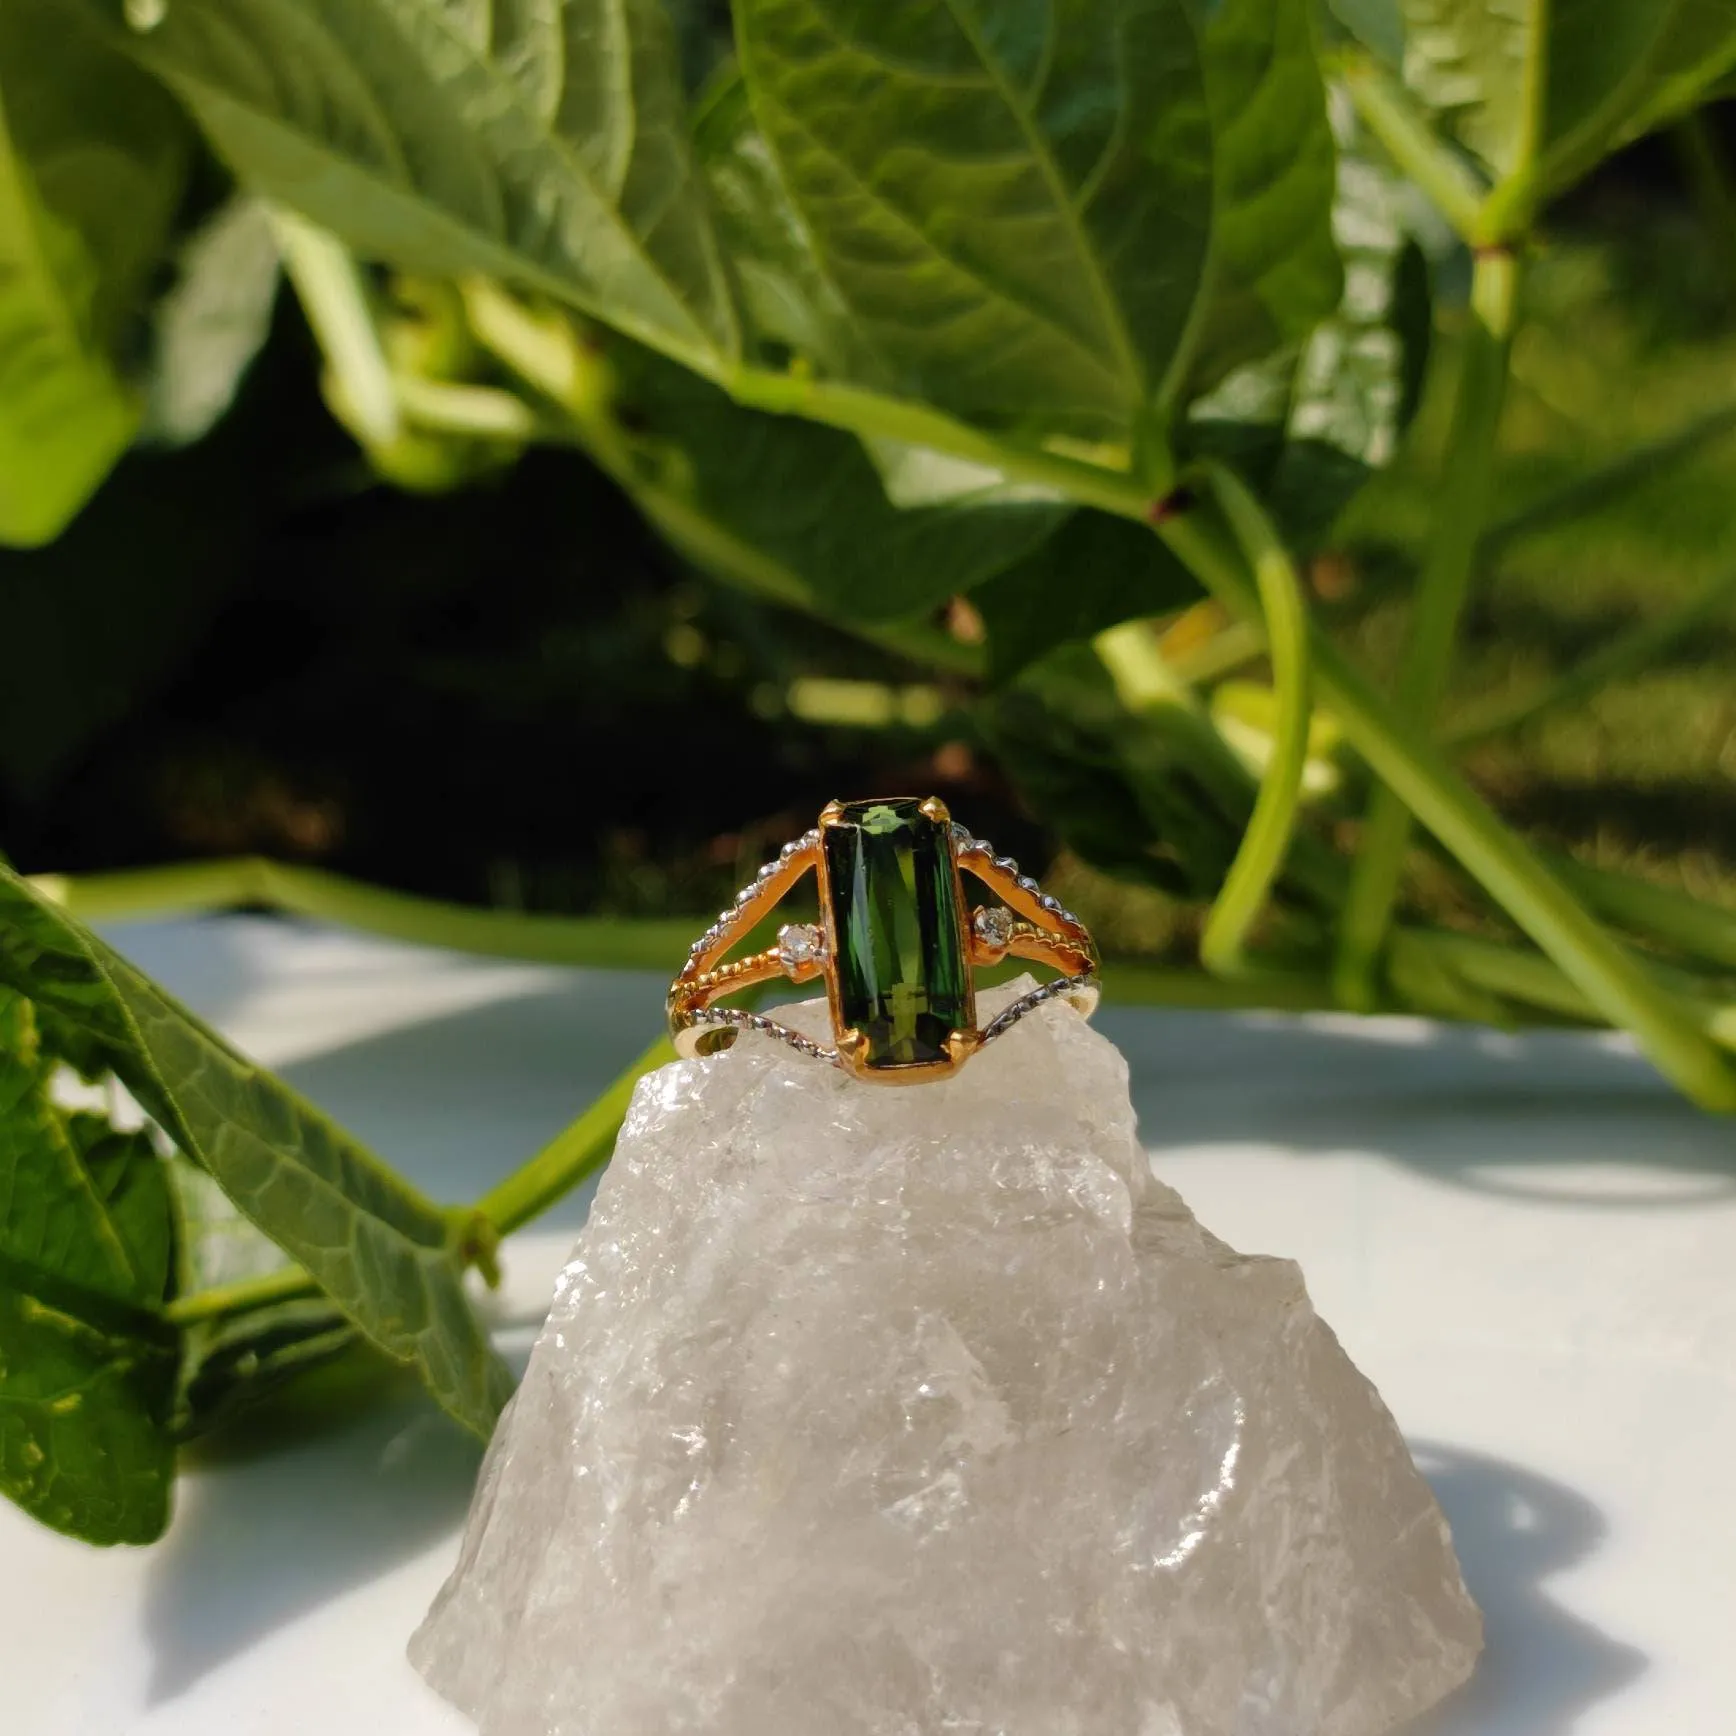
(824, 799), (969, 1069)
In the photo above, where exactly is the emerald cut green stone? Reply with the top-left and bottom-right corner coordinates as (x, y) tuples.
(824, 799), (969, 1070)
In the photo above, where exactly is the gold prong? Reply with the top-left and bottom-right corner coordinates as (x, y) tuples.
(836, 1028), (870, 1071)
(944, 1028), (979, 1068)
(819, 799), (847, 827)
(919, 795), (951, 825)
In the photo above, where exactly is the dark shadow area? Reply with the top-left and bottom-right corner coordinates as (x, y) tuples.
(101, 913), (667, 1227)
(277, 972), (665, 1224)
(1501, 776), (1736, 866)
(143, 1392), (484, 1707)
(1107, 1005), (1736, 1206)
(1408, 1442), (1647, 1735)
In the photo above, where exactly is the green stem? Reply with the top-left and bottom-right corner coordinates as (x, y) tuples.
(726, 365), (1157, 517)
(476, 1036), (673, 1235)
(1333, 248), (1521, 1010)
(1476, 401), (1736, 568)
(32, 858), (698, 970)
(1549, 854), (1736, 973)
(1164, 618), (1266, 687)
(1155, 499), (1736, 1110)
(1445, 562), (1736, 746)
(460, 282), (984, 678)
(393, 373), (546, 442)
(165, 1266), (320, 1328)
(1338, 55), (1487, 244)
(1197, 463), (1312, 976)
(268, 209), (400, 449)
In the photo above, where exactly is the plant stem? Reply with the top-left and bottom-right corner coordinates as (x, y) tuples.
(1338, 55), (1487, 244)
(33, 858), (698, 970)
(1197, 464), (1312, 975)
(1550, 854), (1736, 972)
(459, 282), (985, 678)
(1476, 401), (1736, 568)
(1154, 497), (1736, 1110)
(1445, 562), (1736, 746)
(726, 366), (1156, 518)
(1333, 247), (1521, 1010)
(165, 1266), (319, 1327)
(268, 210), (400, 449)
(475, 1037), (673, 1235)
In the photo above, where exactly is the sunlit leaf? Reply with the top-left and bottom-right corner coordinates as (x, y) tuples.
(1189, 0), (1345, 390)
(0, 866), (514, 1440)
(614, 344), (1068, 622)
(0, 0), (188, 545)
(78, 0), (740, 369)
(0, 991), (176, 1543)
(736, 0), (1214, 442)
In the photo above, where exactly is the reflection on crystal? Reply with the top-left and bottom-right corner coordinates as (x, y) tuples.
(412, 979), (1481, 1736)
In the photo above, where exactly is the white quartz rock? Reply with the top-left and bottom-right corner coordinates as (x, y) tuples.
(412, 980), (1481, 1735)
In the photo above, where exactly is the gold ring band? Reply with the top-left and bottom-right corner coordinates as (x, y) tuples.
(667, 797), (1099, 1084)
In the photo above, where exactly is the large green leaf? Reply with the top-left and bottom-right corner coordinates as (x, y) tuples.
(1186, 102), (1430, 549)
(0, 991), (177, 1543)
(1188, 0), (1344, 391)
(692, 66), (865, 375)
(0, 1), (189, 546)
(76, 0), (739, 371)
(614, 344), (1068, 622)
(735, 0), (1215, 443)
(1400, 0), (1736, 195)
(0, 866), (513, 1440)
(973, 509), (1203, 682)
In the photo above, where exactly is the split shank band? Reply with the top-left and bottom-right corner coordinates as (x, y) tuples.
(667, 797), (1100, 1085)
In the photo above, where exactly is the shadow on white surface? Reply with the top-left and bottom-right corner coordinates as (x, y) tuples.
(1111, 1009), (1736, 1207)
(143, 1397), (484, 1707)
(1410, 1442), (1647, 1735)
(275, 982), (661, 1225)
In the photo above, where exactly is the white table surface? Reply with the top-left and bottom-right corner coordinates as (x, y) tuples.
(6, 914), (1734, 1735)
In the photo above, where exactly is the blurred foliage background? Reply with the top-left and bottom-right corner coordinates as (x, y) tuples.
(5, 104), (1734, 960)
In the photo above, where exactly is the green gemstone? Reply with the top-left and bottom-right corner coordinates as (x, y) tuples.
(824, 799), (970, 1069)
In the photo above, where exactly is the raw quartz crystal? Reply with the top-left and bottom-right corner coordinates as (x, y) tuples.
(412, 979), (1482, 1735)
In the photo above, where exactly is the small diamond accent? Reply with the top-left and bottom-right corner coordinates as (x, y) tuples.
(776, 922), (825, 974)
(974, 906), (1015, 949)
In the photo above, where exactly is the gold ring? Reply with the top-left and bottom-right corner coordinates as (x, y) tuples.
(667, 797), (1099, 1084)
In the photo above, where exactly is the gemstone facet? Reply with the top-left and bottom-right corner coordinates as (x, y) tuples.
(823, 799), (969, 1069)
(973, 905), (1015, 950)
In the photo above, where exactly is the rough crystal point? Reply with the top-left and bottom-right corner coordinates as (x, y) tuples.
(411, 979), (1481, 1736)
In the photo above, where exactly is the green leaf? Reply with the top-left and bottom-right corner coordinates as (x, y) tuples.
(1539, 1), (1736, 190)
(1400, 0), (1736, 196)
(981, 644), (1250, 897)
(0, 0), (189, 546)
(1399, 0), (1536, 179)
(1326, 0), (1406, 63)
(176, 1297), (359, 1439)
(735, 0), (1215, 443)
(78, 0), (740, 372)
(614, 344), (1067, 622)
(974, 510), (1203, 682)
(1188, 0), (1344, 390)
(0, 866), (514, 1440)
(0, 990), (176, 1543)
(142, 195), (281, 446)
(692, 66), (865, 375)
(1186, 99), (1430, 548)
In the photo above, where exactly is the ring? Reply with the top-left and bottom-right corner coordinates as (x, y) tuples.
(668, 797), (1100, 1083)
